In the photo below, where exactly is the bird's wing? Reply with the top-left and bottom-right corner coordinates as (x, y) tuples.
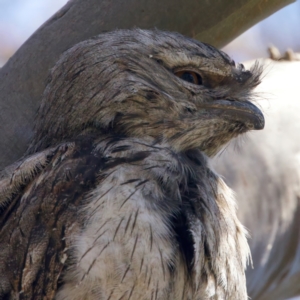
(0, 140), (102, 298)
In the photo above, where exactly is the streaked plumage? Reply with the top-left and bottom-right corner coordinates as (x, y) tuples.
(0, 29), (264, 299)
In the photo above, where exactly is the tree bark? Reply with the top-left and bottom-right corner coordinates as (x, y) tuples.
(0, 0), (294, 169)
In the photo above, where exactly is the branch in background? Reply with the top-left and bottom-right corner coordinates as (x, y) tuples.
(0, 0), (294, 169)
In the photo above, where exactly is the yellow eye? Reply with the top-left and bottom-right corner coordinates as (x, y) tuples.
(174, 71), (203, 85)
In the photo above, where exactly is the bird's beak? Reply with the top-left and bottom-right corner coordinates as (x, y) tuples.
(203, 99), (265, 130)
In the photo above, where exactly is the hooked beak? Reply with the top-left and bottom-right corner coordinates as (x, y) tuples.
(203, 99), (264, 130)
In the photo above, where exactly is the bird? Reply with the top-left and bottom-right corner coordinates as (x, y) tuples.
(0, 29), (264, 300)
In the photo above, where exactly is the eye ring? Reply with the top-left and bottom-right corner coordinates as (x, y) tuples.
(174, 70), (203, 85)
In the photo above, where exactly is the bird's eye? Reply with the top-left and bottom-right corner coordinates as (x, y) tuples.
(174, 71), (202, 85)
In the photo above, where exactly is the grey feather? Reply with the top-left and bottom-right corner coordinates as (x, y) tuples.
(0, 29), (263, 300)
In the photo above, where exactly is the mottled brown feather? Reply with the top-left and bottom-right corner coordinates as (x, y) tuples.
(0, 29), (263, 300)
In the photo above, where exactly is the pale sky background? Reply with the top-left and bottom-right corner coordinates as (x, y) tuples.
(0, 0), (69, 65)
(0, 1), (299, 299)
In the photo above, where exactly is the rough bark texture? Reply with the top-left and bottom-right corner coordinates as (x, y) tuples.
(0, 0), (294, 169)
(213, 59), (300, 300)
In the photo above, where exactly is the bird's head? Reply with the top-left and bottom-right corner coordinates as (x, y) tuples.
(31, 29), (264, 156)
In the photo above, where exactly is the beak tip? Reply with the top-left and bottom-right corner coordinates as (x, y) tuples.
(253, 112), (265, 130)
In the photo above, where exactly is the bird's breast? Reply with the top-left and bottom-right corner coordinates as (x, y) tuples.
(56, 137), (249, 300)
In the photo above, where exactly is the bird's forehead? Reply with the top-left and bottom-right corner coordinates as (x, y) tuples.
(129, 30), (239, 78)
(156, 49), (235, 76)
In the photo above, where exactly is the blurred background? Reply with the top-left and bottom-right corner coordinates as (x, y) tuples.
(223, 0), (300, 61)
(0, 1), (299, 299)
(0, 0), (300, 66)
